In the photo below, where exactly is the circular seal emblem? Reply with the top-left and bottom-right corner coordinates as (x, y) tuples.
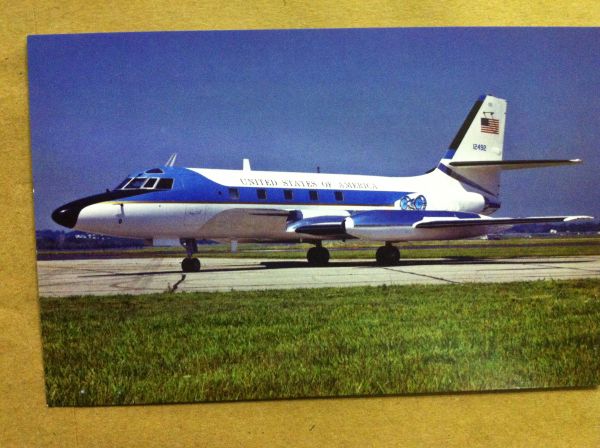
(414, 195), (427, 210)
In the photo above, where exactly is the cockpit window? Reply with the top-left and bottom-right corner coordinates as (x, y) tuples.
(145, 168), (164, 174)
(156, 178), (174, 189)
(115, 178), (132, 190)
(117, 176), (174, 190)
(142, 178), (158, 189)
(124, 177), (146, 189)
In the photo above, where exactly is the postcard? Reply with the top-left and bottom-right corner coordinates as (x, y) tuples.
(29, 28), (600, 406)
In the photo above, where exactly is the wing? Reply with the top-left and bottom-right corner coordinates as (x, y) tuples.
(413, 215), (593, 229)
(343, 210), (593, 241)
(197, 208), (290, 240)
(199, 207), (592, 242)
(198, 207), (350, 241)
(286, 213), (350, 238)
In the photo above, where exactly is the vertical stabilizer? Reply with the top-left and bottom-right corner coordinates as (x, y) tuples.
(438, 95), (507, 198)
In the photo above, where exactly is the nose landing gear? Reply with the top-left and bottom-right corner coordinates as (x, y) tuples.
(375, 243), (400, 266)
(180, 238), (201, 272)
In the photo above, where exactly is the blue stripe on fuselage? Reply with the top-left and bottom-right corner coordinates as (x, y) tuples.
(117, 167), (411, 207)
(443, 149), (456, 159)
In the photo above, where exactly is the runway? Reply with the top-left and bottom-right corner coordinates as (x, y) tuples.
(36, 256), (600, 297)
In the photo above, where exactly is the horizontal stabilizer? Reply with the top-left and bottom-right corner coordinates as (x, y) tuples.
(448, 159), (582, 170)
(414, 215), (593, 229)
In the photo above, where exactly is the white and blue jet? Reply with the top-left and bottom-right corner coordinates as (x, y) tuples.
(52, 95), (592, 272)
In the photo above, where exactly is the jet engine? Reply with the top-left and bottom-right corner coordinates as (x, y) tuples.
(344, 210), (482, 241)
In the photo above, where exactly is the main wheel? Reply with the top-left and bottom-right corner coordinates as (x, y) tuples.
(307, 247), (330, 266)
(375, 245), (400, 266)
(181, 257), (201, 272)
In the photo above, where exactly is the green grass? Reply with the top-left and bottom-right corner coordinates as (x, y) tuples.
(40, 279), (600, 406)
(37, 235), (600, 260)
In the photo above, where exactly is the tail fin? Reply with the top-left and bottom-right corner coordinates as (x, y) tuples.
(445, 94), (507, 163)
(437, 95), (507, 199)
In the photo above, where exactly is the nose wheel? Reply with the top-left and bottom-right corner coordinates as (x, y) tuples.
(307, 243), (330, 266)
(376, 244), (400, 266)
(180, 238), (201, 272)
(181, 257), (201, 272)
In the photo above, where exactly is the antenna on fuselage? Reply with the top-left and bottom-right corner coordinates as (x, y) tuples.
(165, 153), (177, 167)
(243, 158), (251, 171)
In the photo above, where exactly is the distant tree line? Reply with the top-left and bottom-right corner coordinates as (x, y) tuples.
(36, 220), (599, 251)
(36, 230), (145, 250)
(508, 221), (600, 234)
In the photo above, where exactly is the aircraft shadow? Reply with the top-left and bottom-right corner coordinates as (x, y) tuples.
(262, 257), (591, 269)
(79, 256), (592, 277)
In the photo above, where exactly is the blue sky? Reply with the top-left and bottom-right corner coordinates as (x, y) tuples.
(28, 28), (600, 230)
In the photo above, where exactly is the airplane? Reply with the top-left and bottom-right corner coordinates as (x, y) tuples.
(51, 95), (592, 272)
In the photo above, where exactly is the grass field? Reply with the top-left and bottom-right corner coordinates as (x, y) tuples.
(37, 235), (600, 260)
(40, 279), (600, 406)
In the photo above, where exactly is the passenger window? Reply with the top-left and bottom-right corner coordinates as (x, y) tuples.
(142, 178), (158, 189)
(257, 189), (267, 200)
(156, 178), (174, 189)
(284, 189), (293, 200)
(309, 190), (318, 201)
(229, 187), (240, 200)
(334, 191), (344, 201)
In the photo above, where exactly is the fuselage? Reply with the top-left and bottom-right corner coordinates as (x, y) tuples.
(52, 165), (496, 242)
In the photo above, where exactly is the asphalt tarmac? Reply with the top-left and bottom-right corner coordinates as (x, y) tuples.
(36, 256), (600, 297)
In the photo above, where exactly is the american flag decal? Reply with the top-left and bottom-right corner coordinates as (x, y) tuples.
(481, 116), (500, 134)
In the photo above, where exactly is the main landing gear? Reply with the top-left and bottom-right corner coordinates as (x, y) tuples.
(180, 238), (201, 272)
(375, 242), (400, 266)
(307, 241), (330, 266)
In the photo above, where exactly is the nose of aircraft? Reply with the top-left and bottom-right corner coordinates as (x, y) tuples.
(51, 189), (147, 230)
(51, 204), (80, 228)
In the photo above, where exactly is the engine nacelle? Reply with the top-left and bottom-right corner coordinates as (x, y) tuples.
(454, 191), (486, 213)
(420, 191), (487, 213)
(344, 210), (481, 241)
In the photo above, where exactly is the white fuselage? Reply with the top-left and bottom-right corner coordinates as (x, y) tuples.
(71, 166), (490, 242)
